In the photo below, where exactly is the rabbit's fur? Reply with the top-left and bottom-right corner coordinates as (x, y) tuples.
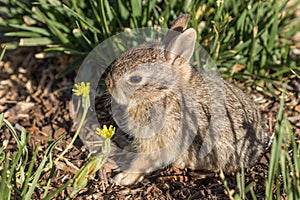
(105, 14), (268, 185)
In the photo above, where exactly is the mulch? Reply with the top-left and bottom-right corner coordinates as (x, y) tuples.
(0, 45), (299, 199)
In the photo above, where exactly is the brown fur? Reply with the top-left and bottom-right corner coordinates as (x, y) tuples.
(106, 14), (268, 185)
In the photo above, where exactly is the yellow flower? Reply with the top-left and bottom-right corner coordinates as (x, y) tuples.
(96, 125), (116, 139)
(72, 82), (90, 96)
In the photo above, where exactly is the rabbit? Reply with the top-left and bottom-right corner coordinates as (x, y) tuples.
(105, 14), (268, 186)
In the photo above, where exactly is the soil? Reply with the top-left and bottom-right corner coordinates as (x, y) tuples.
(0, 44), (300, 199)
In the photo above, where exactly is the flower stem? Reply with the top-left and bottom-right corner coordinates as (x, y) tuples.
(55, 104), (89, 163)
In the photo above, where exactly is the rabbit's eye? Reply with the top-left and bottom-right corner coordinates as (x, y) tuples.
(129, 76), (142, 83)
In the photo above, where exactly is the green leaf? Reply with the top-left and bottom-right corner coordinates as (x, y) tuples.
(0, 42), (18, 49)
(61, 4), (100, 34)
(130, 0), (142, 17)
(104, 0), (114, 21)
(3, 118), (21, 148)
(266, 85), (286, 198)
(45, 47), (87, 55)
(24, 135), (64, 200)
(72, 27), (92, 51)
(8, 24), (51, 36)
(5, 31), (42, 38)
(34, 51), (63, 59)
(32, 6), (70, 44)
(19, 37), (57, 46)
(42, 180), (72, 200)
(183, 0), (193, 12)
(0, 46), (6, 62)
(267, 0), (279, 51)
(20, 145), (39, 197)
(99, 0), (110, 37)
(118, 0), (130, 19)
(0, 155), (11, 199)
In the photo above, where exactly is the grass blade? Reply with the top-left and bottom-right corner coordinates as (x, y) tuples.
(61, 4), (100, 34)
(5, 31), (43, 38)
(32, 6), (69, 44)
(117, 0), (130, 20)
(24, 135), (63, 200)
(265, 84), (286, 199)
(8, 24), (51, 36)
(0, 155), (11, 199)
(19, 37), (58, 46)
(0, 46), (7, 62)
(131, 0), (142, 17)
(3, 118), (21, 148)
(20, 145), (39, 197)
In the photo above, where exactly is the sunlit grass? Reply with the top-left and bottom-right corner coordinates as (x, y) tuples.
(221, 85), (300, 199)
(0, 112), (63, 199)
(0, 0), (299, 85)
(0, 80), (115, 199)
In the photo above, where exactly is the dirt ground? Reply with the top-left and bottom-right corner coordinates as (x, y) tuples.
(0, 42), (299, 199)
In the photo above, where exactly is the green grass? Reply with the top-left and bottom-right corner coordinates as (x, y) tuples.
(0, 79), (113, 199)
(221, 85), (300, 199)
(0, 112), (63, 199)
(0, 0), (299, 83)
(265, 87), (300, 199)
(0, 114), (112, 199)
(0, 45), (6, 60)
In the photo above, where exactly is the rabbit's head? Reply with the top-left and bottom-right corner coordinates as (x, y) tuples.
(106, 15), (197, 106)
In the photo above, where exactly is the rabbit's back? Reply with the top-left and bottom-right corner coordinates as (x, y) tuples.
(174, 70), (267, 173)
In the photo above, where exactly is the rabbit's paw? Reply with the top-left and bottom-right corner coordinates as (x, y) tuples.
(114, 172), (144, 186)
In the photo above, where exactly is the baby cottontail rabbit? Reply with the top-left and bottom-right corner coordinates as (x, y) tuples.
(105, 14), (268, 186)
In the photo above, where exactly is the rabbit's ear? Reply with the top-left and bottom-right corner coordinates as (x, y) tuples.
(170, 13), (190, 32)
(163, 14), (191, 45)
(165, 28), (197, 65)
